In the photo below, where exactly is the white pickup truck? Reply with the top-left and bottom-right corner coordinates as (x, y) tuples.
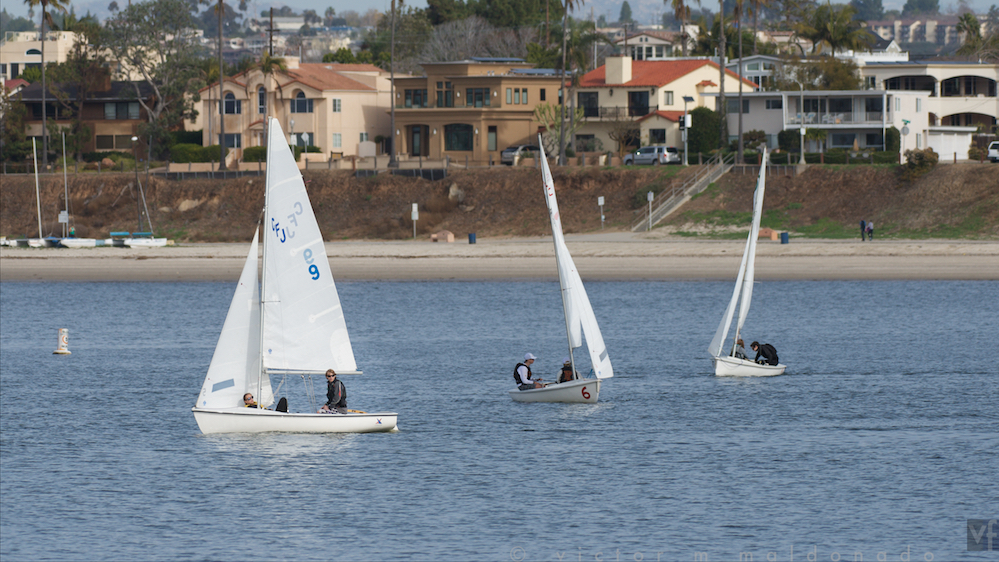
(989, 141), (999, 163)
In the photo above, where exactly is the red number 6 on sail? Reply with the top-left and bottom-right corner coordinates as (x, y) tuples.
(581, 386), (590, 400)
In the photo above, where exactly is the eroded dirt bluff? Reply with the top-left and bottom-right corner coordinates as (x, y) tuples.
(1, 163), (996, 241)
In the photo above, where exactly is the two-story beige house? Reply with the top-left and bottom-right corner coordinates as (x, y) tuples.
(194, 59), (391, 160)
(391, 58), (565, 163)
(574, 57), (756, 152)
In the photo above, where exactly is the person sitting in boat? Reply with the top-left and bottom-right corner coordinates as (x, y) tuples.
(750, 342), (779, 366)
(514, 353), (543, 390)
(319, 369), (347, 414)
(732, 339), (748, 360)
(243, 393), (259, 408)
(558, 357), (575, 383)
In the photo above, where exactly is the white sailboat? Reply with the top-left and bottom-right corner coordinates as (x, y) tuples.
(192, 118), (397, 433)
(509, 136), (613, 403)
(709, 148), (786, 377)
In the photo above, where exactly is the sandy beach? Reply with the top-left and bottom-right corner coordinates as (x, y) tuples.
(1, 232), (997, 281)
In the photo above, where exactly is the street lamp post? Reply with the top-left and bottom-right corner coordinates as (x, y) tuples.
(131, 136), (142, 232)
(795, 81), (805, 166)
(682, 95), (694, 166)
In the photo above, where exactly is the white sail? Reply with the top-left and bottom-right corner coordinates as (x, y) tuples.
(196, 232), (267, 408)
(538, 138), (613, 380)
(708, 149), (768, 359)
(261, 119), (357, 375)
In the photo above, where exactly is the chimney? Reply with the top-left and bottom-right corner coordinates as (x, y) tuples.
(605, 55), (631, 85)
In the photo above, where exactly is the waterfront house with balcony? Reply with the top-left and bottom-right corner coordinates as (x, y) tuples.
(707, 88), (978, 159)
(573, 56), (755, 152)
(194, 58), (391, 161)
(391, 58), (564, 163)
(859, 61), (998, 131)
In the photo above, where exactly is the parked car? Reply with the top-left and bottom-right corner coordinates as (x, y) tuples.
(988, 141), (999, 162)
(501, 144), (540, 165)
(623, 146), (680, 165)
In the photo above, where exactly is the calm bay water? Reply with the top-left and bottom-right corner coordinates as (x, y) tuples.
(1, 279), (996, 561)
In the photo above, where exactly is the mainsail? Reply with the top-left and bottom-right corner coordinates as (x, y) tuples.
(708, 149), (769, 358)
(261, 119), (358, 375)
(538, 138), (613, 380)
(197, 232), (271, 408)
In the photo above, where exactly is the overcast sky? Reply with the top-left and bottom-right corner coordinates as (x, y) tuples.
(4, 0), (996, 25)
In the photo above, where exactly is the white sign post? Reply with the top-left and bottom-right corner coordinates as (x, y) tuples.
(647, 191), (654, 231)
(598, 196), (605, 230)
(411, 203), (419, 240)
(58, 211), (69, 224)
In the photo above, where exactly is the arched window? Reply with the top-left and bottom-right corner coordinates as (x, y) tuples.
(223, 92), (241, 114)
(25, 48), (41, 56)
(444, 123), (473, 151)
(291, 91), (313, 113)
(258, 86), (266, 114)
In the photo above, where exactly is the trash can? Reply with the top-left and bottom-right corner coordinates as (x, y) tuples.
(780, 232), (789, 244)
(468, 233), (476, 244)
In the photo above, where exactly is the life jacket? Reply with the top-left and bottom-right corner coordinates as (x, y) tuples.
(761, 343), (779, 365)
(514, 363), (532, 385)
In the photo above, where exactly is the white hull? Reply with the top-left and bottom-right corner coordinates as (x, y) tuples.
(60, 238), (105, 248)
(509, 378), (601, 403)
(27, 238), (55, 248)
(125, 238), (167, 248)
(713, 356), (786, 377)
(192, 407), (398, 434)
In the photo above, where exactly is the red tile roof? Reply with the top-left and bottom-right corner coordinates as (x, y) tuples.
(697, 80), (717, 87)
(579, 60), (755, 88)
(281, 63), (375, 91)
(637, 110), (685, 123)
(3, 78), (29, 91)
(319, 63), (384, 72)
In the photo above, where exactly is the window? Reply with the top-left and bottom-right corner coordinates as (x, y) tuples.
(766, 99), (782, 109)
(866, 133), (883, 146)
(830, 133), (856, 147)
(332, 99), (341, 112)
(488, 125), (497, 151)
(0, 64), (6, 77)
(444, 123), (473, 151)
(655, 46), (663, 57)
(522, 89), (528, 103)
(865, 76), (876, 90)
(540, 89), (546, 101)
(645, 46), (653, 59)
(332, 133), (342, 148)
(291, 92), (313, 113)
(465, 88), (490, 108)
(515, 88), (521, 104)
(649, 128), (666, 144)
(506, 88), (512, 104)
(223, 92), (241, 114)
(258, 87), (266, 114)
(747, 62), (760, 71)
(95, 135), (114, 149)
(895, 97), (901, 111)
(360, 132), (368, 142)
(916, 98), (922, 112)
(578, 92), (598, 117)
(104, 102), (140, 120)
(404, 89), (427, 108)
(26, 48), (41, 56)
(726, 99), (750, 114)
(916, 133), (921, 149)
(886, 77), (900, 90)
(436, 82), (454, 107)
(291, 132), (314, 147)
(665, 91), (673, 106)
(221, 133), (242, 148)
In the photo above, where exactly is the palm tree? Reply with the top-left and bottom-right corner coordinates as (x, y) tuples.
(558, 0), (585, 165)
(735, 0), (745, 162)
(216, 0), (227, 170)
(957, 13), (981, 45)
(796, 2), (871, 54)
(718, 0), (726, 150)
(750, 0), (770, 54)
(670, 0), (700, 56)
(258, 52), (286, 146)
(24, 0), (70, 170)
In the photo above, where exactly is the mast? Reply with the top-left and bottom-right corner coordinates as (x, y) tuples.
(33, 139), (42, 239)
(540, 135), (576, 378)
(257, 117), (272, 405)
(62, 132), (69, 238)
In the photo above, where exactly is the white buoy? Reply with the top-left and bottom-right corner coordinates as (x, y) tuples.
(53, 328), (71, 355)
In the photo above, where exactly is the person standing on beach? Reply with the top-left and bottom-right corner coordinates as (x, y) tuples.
(860, 220), (866, 241)
(866, 221), (874, 240)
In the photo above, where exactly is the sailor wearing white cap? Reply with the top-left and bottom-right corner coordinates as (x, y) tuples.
(514, 353), (543, 390)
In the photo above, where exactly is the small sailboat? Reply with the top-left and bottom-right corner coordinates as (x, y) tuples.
(509, 136), (613, 403)
(192, 118), (397, 433)
(709, 148), (786, 377)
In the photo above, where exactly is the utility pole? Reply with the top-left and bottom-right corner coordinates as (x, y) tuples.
(218, 0), (227, 171)
(558, 3), (569, 166)
(389, 0), (397, 168)
(718, 0), (726, 151)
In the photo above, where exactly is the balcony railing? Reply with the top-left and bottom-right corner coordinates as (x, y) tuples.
(786, 111), (885, 126)
(579, 105), (664, 119)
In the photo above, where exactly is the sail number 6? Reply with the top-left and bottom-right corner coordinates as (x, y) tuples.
(581, 386), (590, 400)
(303, 248), (320, 280)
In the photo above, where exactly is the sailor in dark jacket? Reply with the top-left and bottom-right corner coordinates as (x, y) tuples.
(319, 369), (347, 413)
(750, 341), (779, 366)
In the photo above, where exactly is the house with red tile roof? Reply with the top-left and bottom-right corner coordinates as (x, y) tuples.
(573, 56), (755, 154)
(194, 58), (391, 162)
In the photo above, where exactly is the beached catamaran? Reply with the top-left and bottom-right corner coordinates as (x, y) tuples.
(709, 148), (787, 377)
(509, 136), (613, 403)
(192, 118), (397, 433)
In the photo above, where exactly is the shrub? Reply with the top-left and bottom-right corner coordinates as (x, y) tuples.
(899, 147), (938, 182)
(170, 143), (203, 163)
(565, 147), (576, 158)
(743, 130), (766, 151)
(778, 129), (800, 152)
(885, 126), (900, 154)
(171, 130), (202, 146)
(243, 146), (267, 162)
(688, 106), (721, 154)
(968, 142), (986, 161)
(201, 145), (228, 162)
(82, 151), (131, 162)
